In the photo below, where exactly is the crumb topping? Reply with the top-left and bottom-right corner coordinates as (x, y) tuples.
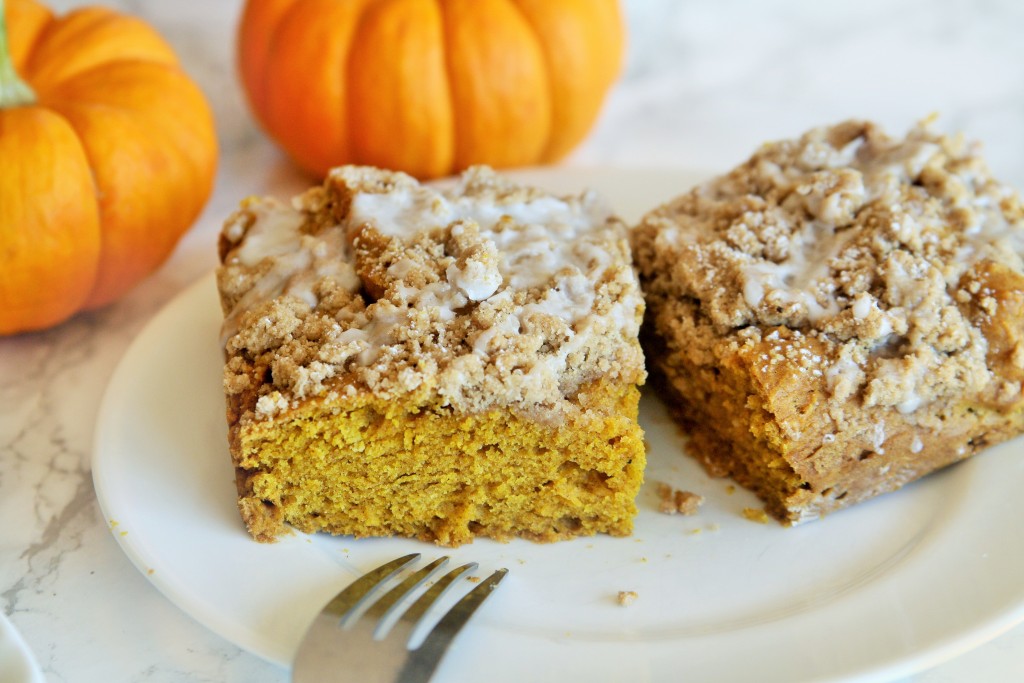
(742, 507), (771, 524)
(655, 483), (704, 515)
(634, 118), (1024, 414)
(218, 166), (646, 420)
(616, 590), (639, 606)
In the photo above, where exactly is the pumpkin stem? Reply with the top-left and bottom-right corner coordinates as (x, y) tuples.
(0, 0), (36, 108)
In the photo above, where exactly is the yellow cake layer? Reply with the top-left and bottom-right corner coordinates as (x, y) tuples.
(646, 302), (1024, 524)
(233, 380), (645, 546)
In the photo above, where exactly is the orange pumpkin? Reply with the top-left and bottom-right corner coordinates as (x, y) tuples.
(237, 0), (624, 180)
(0, 0), (218, 335)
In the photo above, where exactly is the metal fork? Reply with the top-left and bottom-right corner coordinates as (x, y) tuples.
(292, 554), (508, 683)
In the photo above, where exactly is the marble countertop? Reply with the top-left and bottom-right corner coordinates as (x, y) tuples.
(2, 0), (1023, 681)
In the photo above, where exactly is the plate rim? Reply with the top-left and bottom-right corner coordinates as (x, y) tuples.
(0, 612), (46, 683)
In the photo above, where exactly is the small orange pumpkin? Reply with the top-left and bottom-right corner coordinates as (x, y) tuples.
(0, 0), (218, 335)
(238, 0), (624, 180)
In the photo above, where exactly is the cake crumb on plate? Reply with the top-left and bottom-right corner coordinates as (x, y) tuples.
(656, 482), (704, 515)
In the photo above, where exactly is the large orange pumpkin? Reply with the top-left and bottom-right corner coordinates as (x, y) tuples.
(0, 0), (218, 335)
(238, 0), (624, 179)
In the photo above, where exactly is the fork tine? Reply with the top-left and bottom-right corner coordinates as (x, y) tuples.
(396, 568), (508, 683)
(322, 553), (420, 623)
(295, 557), (508, 683)
(366, 556), (450, 629)
(399, 561), (478, 630)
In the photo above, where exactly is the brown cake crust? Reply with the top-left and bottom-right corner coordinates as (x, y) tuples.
(633, 118), (1024, 523)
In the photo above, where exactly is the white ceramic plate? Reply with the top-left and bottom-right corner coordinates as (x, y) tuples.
(93, 169), (1024, 683)
(0, 613), (45, 683)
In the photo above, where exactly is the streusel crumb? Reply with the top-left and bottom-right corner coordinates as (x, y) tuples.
(218, 166), (646, 422)
(634, 117), (1023, 420)
(656, 482), (704, 515)
(617, 590), (639, 606)
(742, 508), (770, 524)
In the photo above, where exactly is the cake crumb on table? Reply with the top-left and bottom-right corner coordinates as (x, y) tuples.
(617, 590), (639, 606)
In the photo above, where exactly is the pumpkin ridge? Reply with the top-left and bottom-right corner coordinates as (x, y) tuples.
(342, 0), (378, 167)
(24, 7), (179, 92)
(502, 0), (555, 162)
(42, 103), (150, 306)
(3, 0), (53, 82)
(0, 106), (101, 333)
(434, 0), (458, 175)
(236, 0), (621, 179)
(263, 0), (368, 176)
(346, 0), (453, 177)
(237, 0), (302, 126)
(0, 1), (217, 335)
(35, 58), (185, 108)
(21, 9), (88, 81)
(437, 0), (477, 170)
(40, 59), (217, 308)
(438, 0), (551, 170)
(0, 0), (36, 106)
(511, 0), (625, 163)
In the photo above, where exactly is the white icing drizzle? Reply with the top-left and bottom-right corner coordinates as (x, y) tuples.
(705, 122), (1021, 419)
(350, 185), (612, 294)
(871, 421), (887, 454)
(741, 217), (858, 321)
(826, 357), (860, 392)
(342, 175), (636, 370)
(222, 168), (641, 391)
(220, 199), (361, 344)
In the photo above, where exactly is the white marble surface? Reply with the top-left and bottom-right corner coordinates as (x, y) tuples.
(2, 1), (1023, 681)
